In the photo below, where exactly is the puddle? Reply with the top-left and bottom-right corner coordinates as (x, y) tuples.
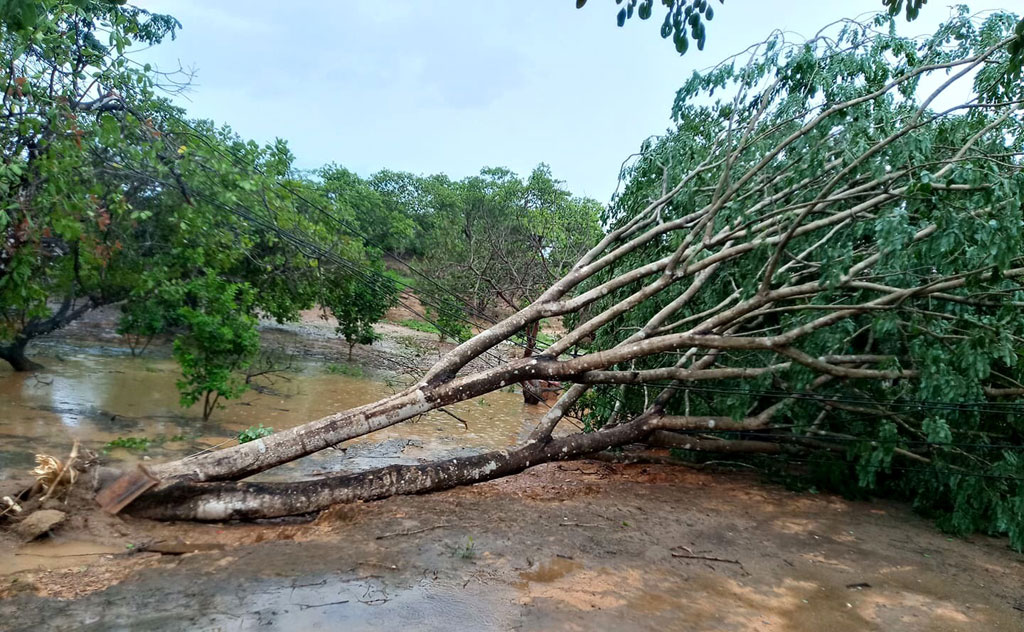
(519, 557), (582, 583)
(0, 540), (124, 575)
(3, 570), (520, 632)
(175, 576), (516, 632)
(4, 345), (1021, 632)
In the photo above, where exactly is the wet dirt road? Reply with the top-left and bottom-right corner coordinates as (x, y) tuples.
(2, 464), (1022, 631)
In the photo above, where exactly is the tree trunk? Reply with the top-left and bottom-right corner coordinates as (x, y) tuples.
(649, 430), (789, 454)
(128, 417), (654, 521)
(521, 320), (541, 404)
(0, 296), (99, 371)
(0, 338), (42, 372)
(144, 386), (458, 485)
(142, 353), (573, 486)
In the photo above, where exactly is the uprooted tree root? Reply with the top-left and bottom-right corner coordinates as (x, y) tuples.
(2, 443), (84, 522)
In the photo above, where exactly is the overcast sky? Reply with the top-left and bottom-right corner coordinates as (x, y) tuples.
(132, 1), (1001, 202)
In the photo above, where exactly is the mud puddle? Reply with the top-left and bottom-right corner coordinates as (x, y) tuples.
(8, 571), (515, 631)
(2, 539), (125, 575)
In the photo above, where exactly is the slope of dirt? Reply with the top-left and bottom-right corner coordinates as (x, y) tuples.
(2, 463), (1021, 631)
(34, 301), (511, 376)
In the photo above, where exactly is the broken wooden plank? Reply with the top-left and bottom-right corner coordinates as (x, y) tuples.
(95, 465), (159, 514)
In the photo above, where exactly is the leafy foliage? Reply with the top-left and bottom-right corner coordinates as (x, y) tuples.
(426, 300), (473, 343)
(103, 434), (185, 452)
(172, 276), (260, 421)
(398, 318), (440, 336)
(586, 0), (1024, 81)
(237, 424), (274, 444)
(0, 1), (402, 419)
(115, 286), (182, 356)
(578, 10), (1024, 548)
(0, 0), (181, 365)
(579, 0), (720, 54)
(321, 262), (396, 359)
(416, 165), (602, 315)
(103, 436), (152, 452)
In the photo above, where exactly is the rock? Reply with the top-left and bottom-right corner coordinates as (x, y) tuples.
(14, 509), (67, 541)
(40, 498), (65, 511)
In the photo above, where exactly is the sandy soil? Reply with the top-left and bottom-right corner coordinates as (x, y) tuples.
(1, 463), (1021, 631)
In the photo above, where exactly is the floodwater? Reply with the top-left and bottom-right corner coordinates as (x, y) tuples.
(2, 539), (125, 575)
(0, 345), (544, 482)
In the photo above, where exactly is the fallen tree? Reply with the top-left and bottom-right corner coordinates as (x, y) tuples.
(108, 11), (1024, 546)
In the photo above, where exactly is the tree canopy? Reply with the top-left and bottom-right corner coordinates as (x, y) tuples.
(0, 1), (399, 412)
(582, 0), (1024, 81)
(577, 8), (1024, 543)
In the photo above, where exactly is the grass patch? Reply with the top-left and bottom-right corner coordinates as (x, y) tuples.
(510, 331), (557, 348)
(103, 434), (186, 452)
(326, 363), (364, 378)
(446, 535), (476, 559)
(398, 318), (440, 335)
(385, 269), (416, 290)
(397, 335), (435, 356)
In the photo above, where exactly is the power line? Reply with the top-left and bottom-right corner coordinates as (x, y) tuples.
(665, 428), (1024, 451)
(168, 116), (513, 333)
(163, 112), (580, 375)
(115, 154), (514, 369)
(731, 454), (1024, 483)
(630, 382), (1024, 415)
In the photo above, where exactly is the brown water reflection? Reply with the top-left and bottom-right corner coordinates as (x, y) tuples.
(0, 349), (543, 480)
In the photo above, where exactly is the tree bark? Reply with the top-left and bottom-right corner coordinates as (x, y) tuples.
(0, 338), (42, 372)
(649, 430), (790, 454)
(0, 297), (99, 371)
(521, 320), (541, 404)
(128, 417), (654, 521)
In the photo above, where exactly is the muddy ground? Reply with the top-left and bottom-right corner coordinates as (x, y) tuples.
(1, 464), (1022, 631)
(1, 305), (1023, 630)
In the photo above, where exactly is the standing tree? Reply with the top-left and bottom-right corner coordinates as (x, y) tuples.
(321, 165), (416, 256)
(414, 165), (603, 399)
(323, 267), (397, 360)
(418, 165), (603, 319)
(0, 1), (399, 379)
(0, 1), (181, 370)
(107, 125), (399, 415)
(171, 276), (260, 421)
